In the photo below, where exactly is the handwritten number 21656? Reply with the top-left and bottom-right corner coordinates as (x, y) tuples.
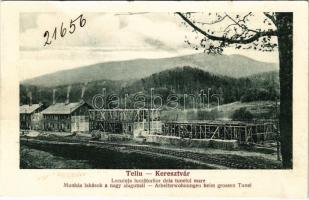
(43, 14), (86, 46)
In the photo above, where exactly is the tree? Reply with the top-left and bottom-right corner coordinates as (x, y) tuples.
(232, 107), (253, 121)
(176, 12), (292, 168)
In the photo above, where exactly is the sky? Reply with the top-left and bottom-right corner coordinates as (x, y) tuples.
(19, 12), (279, 80)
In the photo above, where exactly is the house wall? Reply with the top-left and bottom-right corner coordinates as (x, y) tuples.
(20, 114), (31, 130)
(71, 104), (91, 133)
(43, 114), (71, 132)
(31, 113), (43, 130)
(89, 121), (133, 134)
(71, 116), (89, 133)
(72, 104), (90, 116)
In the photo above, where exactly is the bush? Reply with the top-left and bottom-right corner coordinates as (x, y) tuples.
(240, 88), (278, 102)
(196, 109), (220, 120)
(232, 108), (253, 121)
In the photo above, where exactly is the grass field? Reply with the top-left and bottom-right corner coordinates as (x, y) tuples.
(161, 101), (278, 121)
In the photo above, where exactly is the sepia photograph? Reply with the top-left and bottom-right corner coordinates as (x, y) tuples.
(19, 11), (293, 170)
(0, 1), (308, 198)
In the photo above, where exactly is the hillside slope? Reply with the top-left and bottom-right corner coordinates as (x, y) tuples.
(22, 53), (278, 87)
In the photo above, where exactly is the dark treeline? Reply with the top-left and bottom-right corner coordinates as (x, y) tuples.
(20, 66), (279, 108)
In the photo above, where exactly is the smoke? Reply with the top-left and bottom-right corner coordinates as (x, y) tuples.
(65, 86), (72, 104)
(67, 86), (71, 98)
(81, 82), (88, 99)
(27, 91), (32, 106)
(52, 89), (56, 104)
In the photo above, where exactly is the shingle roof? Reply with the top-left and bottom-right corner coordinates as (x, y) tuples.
(20, 104), (43, 114)
(41, 101), (86, 115)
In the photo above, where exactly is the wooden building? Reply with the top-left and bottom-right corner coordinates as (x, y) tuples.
(41, 101), (92, 133)
(161, 120), (277, 144)
(20, 103), (44, 130)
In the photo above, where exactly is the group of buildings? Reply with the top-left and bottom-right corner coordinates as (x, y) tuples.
(20, 88), (276, 146)
(20, 87), (162, 136)
(20, 86), (93, 134)
(20, 100), (92, 134)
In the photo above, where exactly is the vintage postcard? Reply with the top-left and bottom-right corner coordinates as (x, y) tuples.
(0, 1), (308, 198)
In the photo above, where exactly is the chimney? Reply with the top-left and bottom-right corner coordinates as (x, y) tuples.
(52, 89), (56, 105)
(28, 91), (32, 106)
(65, 86), (71, 105)
(80, 82), (88, 102)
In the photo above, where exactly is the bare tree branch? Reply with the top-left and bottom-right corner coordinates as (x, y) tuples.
(263, 12), (277, 25)
(224, 12), (258, 33)
(176, 12), (278, 45)
(195, 15), (228, 25)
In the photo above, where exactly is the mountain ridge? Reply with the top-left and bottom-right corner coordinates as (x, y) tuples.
(22, 53), (279, 87)
(20, 66), (279, 107)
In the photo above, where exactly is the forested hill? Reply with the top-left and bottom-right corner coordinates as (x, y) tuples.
(20, 66), (279, 107)
(22, 53), (278, 87)
(125, 67), (279, 103)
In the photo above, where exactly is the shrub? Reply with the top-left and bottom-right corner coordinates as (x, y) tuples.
(196, 109), (220, 120)
(232, 108), (253, 121)
(240, 88), (277, 102)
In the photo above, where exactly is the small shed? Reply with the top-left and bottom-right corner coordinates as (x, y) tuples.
(41, 101), (92, 133)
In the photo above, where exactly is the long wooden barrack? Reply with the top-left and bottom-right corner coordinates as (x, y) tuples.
(160, 120), (278, 144)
